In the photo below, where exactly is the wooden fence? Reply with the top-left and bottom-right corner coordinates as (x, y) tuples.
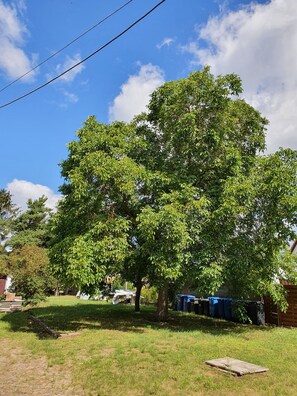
(264, 285), (297, 327)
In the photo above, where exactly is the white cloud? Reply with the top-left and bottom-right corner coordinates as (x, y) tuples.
(0, 0), (36, 81)
(15, 0), (26, 15)
(109, 64), (165, 122)
(7, 179), (61, 212)
(57, 90), (79, 108)
(63, 90), (78, 103)
(49, 53), (85, 83)
(183, 0), (297, 152)
(157, 37), (174, 49)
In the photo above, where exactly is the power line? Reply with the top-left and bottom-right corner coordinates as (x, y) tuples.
(0, 0), (166, 110)
(0, 0), (133, 94)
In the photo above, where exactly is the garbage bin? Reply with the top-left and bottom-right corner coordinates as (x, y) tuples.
(246, 301), (265, 325)
(198, 299), (204, 315)
(223, 298), (232, 321)
(201, 298), (210, 316)
(209, 297), (219, 317)
(174, 297), (178, 311)
(218, 298), (225, 318)
(184, 295), (195, 313)
(189, 298), (195, 313)
(177, 294), (185, 311)
(194, 298), (199, 314)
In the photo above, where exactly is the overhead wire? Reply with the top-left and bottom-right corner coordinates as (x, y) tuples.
(0, 0), (166, 110)
(0, 0), (133, 94)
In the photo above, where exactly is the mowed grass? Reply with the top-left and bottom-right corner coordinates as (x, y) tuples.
(1, 296), (297, 396)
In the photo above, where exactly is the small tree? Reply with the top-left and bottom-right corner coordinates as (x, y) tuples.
(4, 196), (55, 304)
(8, 245), (54, 304)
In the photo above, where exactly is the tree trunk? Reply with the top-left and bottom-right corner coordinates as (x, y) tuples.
(182, 281), (190, 294)
(156, 282), (169, 322)
(135, 280), (142, 312)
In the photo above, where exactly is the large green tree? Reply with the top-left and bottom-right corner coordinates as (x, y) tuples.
(50, 67), (297, 321)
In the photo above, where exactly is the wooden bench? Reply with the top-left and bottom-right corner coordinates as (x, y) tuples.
(0, 300), (23, 312)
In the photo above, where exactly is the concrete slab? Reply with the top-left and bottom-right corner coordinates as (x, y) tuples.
(205, 357), (269, 376)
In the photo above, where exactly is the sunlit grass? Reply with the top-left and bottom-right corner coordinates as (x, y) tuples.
(1, 296), (297, 395)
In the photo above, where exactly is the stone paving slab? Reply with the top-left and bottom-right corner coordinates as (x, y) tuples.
(205, 357), (269, 376)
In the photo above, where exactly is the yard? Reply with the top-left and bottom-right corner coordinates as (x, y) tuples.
(1, 296), (297, 396)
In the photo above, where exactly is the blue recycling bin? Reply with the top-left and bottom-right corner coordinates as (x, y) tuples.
(184, 294), (196, 312)
(177, 294), (186, 311)
(208, 297), (220, 317)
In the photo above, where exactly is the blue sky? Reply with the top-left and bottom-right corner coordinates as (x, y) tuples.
(0, 0), (296, 210)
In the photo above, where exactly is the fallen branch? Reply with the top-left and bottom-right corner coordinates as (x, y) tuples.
(27, 310), (60, 339)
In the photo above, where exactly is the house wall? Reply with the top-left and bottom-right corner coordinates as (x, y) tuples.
(0, 278), (6, 294)
(5, 275), (12, 291)
(0, 275), (12, 294)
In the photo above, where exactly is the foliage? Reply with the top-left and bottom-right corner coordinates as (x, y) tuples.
(50, 67), (297, 319)
(2, 196), (56, 304)
(137, 199), (191, 284)
(231, 301), (252, 324)
(0, 189), (17, 243)
(7, 196), (52, 250)
(49, 120), (143, 290)
(213, 149), (297, 303)
(140, 285), (158, 304)
(8, 245), (55, 305)
(0, 189), (16, 276)
(277, 249), (297, 285)
(0, 250), (9, 276)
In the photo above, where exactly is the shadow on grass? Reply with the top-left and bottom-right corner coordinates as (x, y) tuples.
(1, 299), (275, 339)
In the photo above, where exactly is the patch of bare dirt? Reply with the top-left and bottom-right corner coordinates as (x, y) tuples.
(0, 343), (85, 396)
(59, 331), (82, 338)
(99, 347), (115, 358)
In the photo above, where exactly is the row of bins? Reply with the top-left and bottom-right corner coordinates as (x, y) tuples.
(176, 294), (265, 325)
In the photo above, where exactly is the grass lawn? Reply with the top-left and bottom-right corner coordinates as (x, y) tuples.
(1, 296), (297, 396)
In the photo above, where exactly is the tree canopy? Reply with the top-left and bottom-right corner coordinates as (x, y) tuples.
(7, 196), (51, 250)
(50, 67), (297, 320)
(0, 189), (16, 245)
(0, 189), (16, 275)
